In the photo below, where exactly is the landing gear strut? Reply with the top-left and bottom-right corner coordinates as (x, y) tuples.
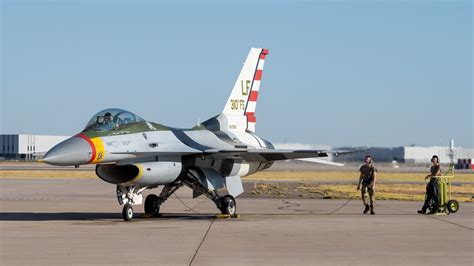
(144, 182), (183, 217)
(117, 185), (146, 221)
(182, 168), (238, 216)
(117, 182), (183, 221)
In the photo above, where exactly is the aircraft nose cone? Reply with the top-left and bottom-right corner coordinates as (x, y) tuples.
(43, 136), (93, 166)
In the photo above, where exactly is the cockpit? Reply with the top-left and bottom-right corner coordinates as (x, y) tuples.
(84, 108), (144, 132)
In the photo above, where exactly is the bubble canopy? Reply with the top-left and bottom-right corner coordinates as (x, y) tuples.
(84, 108), (144, 132)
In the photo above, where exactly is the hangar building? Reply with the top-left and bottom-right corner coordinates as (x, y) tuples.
(0, 134), (69, 160)
(334, 145), (474, 164)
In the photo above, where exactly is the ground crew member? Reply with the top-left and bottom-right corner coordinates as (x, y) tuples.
(357, 155), (377, 215)
(418, 155), (441, 214)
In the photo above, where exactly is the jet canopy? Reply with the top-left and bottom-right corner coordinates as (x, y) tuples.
(84, 108), (144, 132)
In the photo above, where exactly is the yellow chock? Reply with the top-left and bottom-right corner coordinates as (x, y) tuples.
(215, 214), (240, 219)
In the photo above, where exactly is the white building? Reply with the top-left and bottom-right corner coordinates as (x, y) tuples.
(404, 146), (474, 164)
(0, 134), (69, 160)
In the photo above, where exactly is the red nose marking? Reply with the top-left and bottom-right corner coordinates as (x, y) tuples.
(75, 133), (96, 163)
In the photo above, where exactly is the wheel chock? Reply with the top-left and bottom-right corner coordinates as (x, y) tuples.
(215, 214), (240, 219)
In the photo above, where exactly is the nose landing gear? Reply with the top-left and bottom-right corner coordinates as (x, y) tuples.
(117, 185), (146, 221)
(117, 182), (183, 221)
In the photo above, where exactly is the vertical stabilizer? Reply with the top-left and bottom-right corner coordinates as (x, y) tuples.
(204, 47), (268, 132)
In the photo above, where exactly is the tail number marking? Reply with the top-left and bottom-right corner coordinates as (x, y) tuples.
(230, 80), (251, 111)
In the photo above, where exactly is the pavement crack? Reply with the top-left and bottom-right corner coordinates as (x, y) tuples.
(189, 219), (215, 266)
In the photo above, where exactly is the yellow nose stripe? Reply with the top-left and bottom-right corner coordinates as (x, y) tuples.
(90, 137), (105, 163)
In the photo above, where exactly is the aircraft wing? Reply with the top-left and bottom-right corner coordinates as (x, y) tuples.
(204, 148), (364, 165)
(204, 149), (335, 162)
(109, 146), (203, 158)
(110, 148), (360, 164)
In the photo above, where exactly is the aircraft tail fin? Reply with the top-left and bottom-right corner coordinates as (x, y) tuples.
(202, 48), (268, 133)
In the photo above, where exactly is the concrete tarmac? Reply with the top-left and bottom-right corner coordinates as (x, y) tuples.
(0, 178), (473, 265)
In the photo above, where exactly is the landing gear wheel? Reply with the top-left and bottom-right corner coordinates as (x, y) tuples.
(220, 195), (236, 215)
(447, 199), (459, 213)
(144, 194), (161, 217)
(122, 204), (134, 221)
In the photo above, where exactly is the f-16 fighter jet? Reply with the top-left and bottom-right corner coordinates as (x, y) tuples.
(44, 48), (347, 221)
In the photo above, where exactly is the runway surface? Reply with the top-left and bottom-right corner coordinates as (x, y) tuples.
(0, 178), (473, 265)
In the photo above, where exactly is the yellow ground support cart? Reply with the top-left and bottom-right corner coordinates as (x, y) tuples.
(428, 164), (460, 214)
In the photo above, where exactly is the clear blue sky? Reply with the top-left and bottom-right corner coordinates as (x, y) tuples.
(1, 0), (472, 148)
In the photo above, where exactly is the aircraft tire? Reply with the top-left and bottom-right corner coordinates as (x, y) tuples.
(145, 194), (161, 217)
(122, 204), (134, 221)
(220, 195), (237, 215)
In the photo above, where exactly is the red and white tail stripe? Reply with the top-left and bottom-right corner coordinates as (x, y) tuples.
(245, 48), (268, 132)
(219, 47), (268, 133)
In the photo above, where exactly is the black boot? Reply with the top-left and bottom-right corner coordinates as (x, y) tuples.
(363, 204), (370, 214)
(417, 206), (427, 214)
(370, 205), (375, 215)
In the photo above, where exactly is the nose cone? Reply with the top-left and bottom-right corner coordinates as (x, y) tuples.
(43, 136), (93, 166)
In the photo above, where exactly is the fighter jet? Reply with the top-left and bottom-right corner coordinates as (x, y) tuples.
(43, 48), (348, 221)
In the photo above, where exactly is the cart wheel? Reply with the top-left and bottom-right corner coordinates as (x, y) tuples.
(447, 200), (459, 213)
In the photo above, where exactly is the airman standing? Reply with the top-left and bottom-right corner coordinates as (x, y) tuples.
(418, 155), (442, 214)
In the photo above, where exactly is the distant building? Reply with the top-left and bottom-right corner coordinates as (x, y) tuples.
(0, 134), (69, 161)
(334, 145), (474, 164)
(404, 146), (473, 164)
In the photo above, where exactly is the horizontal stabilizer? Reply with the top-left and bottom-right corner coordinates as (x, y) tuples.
(297, 158), (344, 166)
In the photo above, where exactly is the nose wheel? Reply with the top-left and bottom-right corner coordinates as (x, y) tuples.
(122, 204), (134, 221)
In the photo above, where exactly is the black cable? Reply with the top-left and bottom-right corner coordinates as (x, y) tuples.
(325, 192), (358, 215)
(174, 193), (202, 214)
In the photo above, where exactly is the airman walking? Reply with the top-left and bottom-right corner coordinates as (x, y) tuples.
(357, 155), (377, 215)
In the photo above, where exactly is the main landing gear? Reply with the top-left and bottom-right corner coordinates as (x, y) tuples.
(116, 168), (239, 221)
(182, 168), (238, 216)
(219, 195), (237, 215)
